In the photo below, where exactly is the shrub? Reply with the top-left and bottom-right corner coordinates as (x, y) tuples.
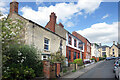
(2, 44), (43, 79)
(73, 59), (83, 66)
(63, 69), (67, 73)
(90, 58), (95, 60)
(49, 51), (65, 65)
(90, 58), (97, 62)
(99, 57), (104, 61)
(3, 65), (35, 80)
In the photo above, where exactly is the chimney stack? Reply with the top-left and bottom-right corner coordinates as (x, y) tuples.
(10, 0), (19, 14)
(45, 12), (57, 32)
(113, 41), (115, 45)
(117, 42), (119, 46)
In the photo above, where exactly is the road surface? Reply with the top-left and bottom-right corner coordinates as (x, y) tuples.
(77, 60), (115, 79)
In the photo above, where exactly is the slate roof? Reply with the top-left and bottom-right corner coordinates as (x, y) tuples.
(8, 13), (66, 40)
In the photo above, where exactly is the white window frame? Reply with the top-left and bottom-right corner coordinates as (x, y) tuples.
(44, 38), (49, 50)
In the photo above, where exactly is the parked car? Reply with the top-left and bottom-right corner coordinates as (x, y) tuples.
(106, 57), (112, 60)
(115, 60), (120, 79)
(113, 60), (119, 73)
(112, 57), (117, 60)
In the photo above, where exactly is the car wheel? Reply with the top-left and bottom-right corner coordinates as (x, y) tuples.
(113, 70), (115, 73)
(115, 74), (117, 79)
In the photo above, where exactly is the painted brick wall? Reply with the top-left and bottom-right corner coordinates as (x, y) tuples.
(72, 31), (91, 60)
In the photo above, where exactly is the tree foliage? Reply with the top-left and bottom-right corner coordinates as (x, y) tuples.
(2, 44), (43, 79)
(1, 17), (43, 79)
(1, 18), (24, 50)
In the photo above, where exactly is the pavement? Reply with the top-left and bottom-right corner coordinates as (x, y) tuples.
(61, 60), (105, 79)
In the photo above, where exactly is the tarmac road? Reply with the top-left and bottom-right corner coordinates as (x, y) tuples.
(78, 60), (115, 79)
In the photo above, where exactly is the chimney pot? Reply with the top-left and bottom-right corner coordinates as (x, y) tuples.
(113, 41), (115, 45)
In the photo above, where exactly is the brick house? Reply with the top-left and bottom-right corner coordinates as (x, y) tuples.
(8, 1), (66, 60)
(66, 32), (84, 63)
(72, 31), (91, 61)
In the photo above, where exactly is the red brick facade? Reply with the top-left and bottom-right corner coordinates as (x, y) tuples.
(45, 12), (57, 32)
(66, 46), (81, 63)
(10, 1), (19, 14)
(72, 31), (91, 60)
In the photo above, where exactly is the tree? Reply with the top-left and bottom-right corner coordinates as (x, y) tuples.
(1, 16), (25, 66)
(2, 44), (43, 79)
(1, 16), (43, 79)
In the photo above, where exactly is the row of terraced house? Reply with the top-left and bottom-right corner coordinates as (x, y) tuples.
(8, 1), (92, 64)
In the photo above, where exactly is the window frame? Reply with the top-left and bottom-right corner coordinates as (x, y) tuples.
(44, 38), (49, 50)
(74, 39), (77, 47)
(69, 50), (71, 60)
(74, 52), (76, 60)
(68, 36), (72, 45)
(78, 53), (80, 58)
(102, 48), (106, 51)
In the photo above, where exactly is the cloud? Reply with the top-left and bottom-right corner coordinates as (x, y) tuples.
(77, 22), (118, 43)
(0, 1), (9, 13)
(77, 0), (103, 13)
(84, 15), (87, 19)
(102, 14), (109, 19)
(20, 0), (102, 26)
(66, 22), (74, 27)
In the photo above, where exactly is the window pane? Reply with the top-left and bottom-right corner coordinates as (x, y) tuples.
(44, 38), (49, 50)
(69, 36), (71, 45)
(78, 42), (83, 50)
(44, 44), (48, 50)
(78, 53), (80, 58)
(102, 52), (106, 56)
(113, 49), (114, 51)
(102, 48), (106, 51)
(43, 55), (46, 58)
(74, 52), (76, 59)
(69, 50), (71, 60)
(44, 38), (49, 44)
(74, 39), (76, 47)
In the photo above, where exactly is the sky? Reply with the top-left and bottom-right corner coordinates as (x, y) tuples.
(0, 0), (119, 46)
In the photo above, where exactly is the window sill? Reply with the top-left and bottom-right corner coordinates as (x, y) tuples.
(44, 49), (50, 52)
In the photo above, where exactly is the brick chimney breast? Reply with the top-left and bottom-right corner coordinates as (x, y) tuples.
(10, 0), (19, 14)
(50, 12), (57, 23)
(59, 23), (64, 28)
(45, 12), (57, 32)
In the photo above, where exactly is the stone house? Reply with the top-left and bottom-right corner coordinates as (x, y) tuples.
(99, 45), (110, 57)
(109, 41), (120, 57)
(8, 1), (66, 60)
(99, 41), (120, 57)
